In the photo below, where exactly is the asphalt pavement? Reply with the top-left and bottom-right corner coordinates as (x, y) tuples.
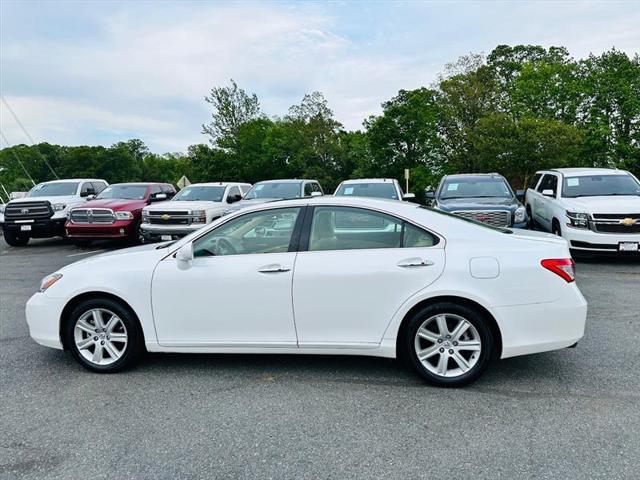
(1, 237), (639, 479)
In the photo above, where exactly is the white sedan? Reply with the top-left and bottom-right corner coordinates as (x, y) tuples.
(26, 196), (587, 386)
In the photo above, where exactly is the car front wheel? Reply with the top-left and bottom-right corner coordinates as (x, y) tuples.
(3, 230), (30, 246)
(64, 298), (143, 373)
(403, 302), (494, 387)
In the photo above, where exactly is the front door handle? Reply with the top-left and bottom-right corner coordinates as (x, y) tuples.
(397, 258), (434, 268)
(257, 264), (291, 273)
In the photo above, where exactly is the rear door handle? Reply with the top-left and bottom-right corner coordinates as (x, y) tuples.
(397, 258), (434, 268)
(257, 264), (291, 273)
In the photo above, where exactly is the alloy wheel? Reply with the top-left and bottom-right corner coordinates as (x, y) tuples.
(73, 308), (128, 366)
(413, 313), (481, 378)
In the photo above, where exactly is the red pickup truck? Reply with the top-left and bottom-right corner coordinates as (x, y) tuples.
(65, 182), (175, 246)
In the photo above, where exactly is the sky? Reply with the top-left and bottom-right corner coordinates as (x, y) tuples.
(1, 0), (639, 153)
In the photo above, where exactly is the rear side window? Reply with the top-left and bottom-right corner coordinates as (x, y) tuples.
(528, 174), (542, 189)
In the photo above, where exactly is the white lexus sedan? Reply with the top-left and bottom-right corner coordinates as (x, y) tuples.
(26, 196), (587, 387)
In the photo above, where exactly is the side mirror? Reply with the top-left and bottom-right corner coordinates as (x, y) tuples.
(80, 189), (95, 198)
(516, 189), (525, 201)
(227, 194), (242, 204)
(310, 191), (323, 197)
(542, 189), (555, 198)
(86, 194), (95, 200)
(402, 193), (416, 201)
(425, 191), (435, 200)
(150, 193), (167, 202)
(175, 243), (193, 269)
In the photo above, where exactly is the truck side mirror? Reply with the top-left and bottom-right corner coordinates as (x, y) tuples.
(516, 189), (525, 201)
(542, 189), (555, 197)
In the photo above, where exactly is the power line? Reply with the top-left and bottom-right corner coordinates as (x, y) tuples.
(1, 95), (59, 179)
(0, 131), (37, 186)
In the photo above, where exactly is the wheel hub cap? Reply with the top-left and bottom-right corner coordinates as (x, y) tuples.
(73, 308), (128, 366)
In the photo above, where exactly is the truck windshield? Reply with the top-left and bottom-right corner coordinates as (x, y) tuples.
(562, 174), (640, 197)
(440, 177), (513, 200)
(28, 182), (79, 197)
(335, 183), (398, 199)
(96, 185), (148, 200)
(244, 182), (301, 199)
(173, 186), (225, 202)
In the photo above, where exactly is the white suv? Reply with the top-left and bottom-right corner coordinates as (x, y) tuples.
(525, 168), (640, 255)
(140, 182), (251, 242)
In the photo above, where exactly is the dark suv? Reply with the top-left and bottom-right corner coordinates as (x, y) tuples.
(426, 173), (528, 228)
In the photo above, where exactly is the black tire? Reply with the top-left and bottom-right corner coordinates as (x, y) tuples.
(63, 297), (144, 373)
(3, 230), (30, 246)
(525, 206), (534, 229)
(552, 219), (562, 236)
(401, 302), (494, 387)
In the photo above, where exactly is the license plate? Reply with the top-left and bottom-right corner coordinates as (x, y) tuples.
(619, 242), (639, 252)
(161, 235), (172, 241)
(20, 225), (32, 232)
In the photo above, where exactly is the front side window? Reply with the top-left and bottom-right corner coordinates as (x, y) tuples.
(92, 182), (108, 194)
(537, 174), (558, 194)
(28, 182), (79, 197)
(193, 207), (301, 257)
(96, 184), (148, 200)
(335, 182), (398, 200)
(244, 182), (302, 200)
(173, 186), (225, 202)
(308, 207), (437, 251)
(439, 177), (513, 200)
(562, 174), (640, 198)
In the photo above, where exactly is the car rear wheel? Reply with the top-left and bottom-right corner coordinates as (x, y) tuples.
(3, 230), (30, 246)
(64, 298), (144, 373)
(402, 302), (494, 387)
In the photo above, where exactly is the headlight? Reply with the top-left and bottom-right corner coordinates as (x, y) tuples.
(566, 211), (589, 229)
(0, 204), (6, 214)
(53, 203), (66, 212)
(39, 273), (63, 292)
(115, 211), (134, 220)
(191, 210), (206, 223)
(514, 206), (526, 223)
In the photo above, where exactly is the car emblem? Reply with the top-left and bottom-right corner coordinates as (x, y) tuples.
(21, 208), (29, 214)
(619, 218), (637, 226)
(161, 214), (170, 221)
(476, 215), (488, 222)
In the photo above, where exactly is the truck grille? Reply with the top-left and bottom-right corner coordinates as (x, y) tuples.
(4, 201), (53, 222)
(591, 213), (640, 234)
(70, 208), (116, 224)
(452, 210), (511, 227)
(147, 210), (191, 225)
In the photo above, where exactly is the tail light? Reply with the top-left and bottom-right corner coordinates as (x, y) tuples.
(541, 258), (575, 283)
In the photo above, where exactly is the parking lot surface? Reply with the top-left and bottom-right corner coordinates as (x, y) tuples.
(1, 237), (639, 479)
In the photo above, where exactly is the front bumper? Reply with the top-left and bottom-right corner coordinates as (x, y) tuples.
(563, 225), (640, 254)
(2, 217), (66, 238)
(25, 292), (66, 350)
(65, 220), (136, 239)
(140, 223), (206, 241)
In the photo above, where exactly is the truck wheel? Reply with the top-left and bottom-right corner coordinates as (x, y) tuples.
(3, 230), (30, 246)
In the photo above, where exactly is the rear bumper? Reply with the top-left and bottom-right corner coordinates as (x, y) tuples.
(496, 284), (588, 359)
(563, 226), (640, 253)
(140, 223), (205, 240)
(2, 218), (66, 238)
(26, 292), (65, 350)
(65, 220), (136, 239)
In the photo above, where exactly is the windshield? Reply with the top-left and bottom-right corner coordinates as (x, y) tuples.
(173, 186), (226, 202)
(562, 174), (640, 197)
(244, 182), (301, 199)
(28, 182), (79, 197)
(335, 183), (398, 199)
(440, 177), (513, 200)
(421, 206), (513, 233)
(96, 185), (148, 200)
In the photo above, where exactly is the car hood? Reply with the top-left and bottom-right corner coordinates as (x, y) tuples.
(78, 198), (147, 211)
(144, 200), (224, 212)
(63, 242), (172, 270)
(224, 197), (282, 213)
(437, 197), (519, 211)
(8, 195), (78, 206)
(561, 196), (640, 214)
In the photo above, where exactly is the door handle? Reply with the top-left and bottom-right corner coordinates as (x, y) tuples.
(397, 258), (434, 268)
(257, 264), (291, 273)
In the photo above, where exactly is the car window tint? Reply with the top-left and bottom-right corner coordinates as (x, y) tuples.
(403, 223), (438, 248)
(228, 186), (241, 198)
(537, 174), (557, 194)
(309, 207), (403, 251)
(92, 182), (107, 194)
(193, 207), (301, 257)
(304, 183), (314, 196)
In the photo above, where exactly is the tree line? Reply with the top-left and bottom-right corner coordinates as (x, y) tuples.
(1, 45), (638, 203)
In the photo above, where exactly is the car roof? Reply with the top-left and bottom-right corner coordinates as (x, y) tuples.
(254, 179), (316, 184)
(443, 173), (504, 179)
(548, 168), (629, 176)
(339, 178), (397, 184)
(108, 182), (164, 187)
(37, 178), (106, 184)
(185, 182), (250, 187)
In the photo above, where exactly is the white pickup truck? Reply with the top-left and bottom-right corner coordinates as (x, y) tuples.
(140, 182), (251, 242)
(1, 179), (108, 246)
(525, 168), (640, 255)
